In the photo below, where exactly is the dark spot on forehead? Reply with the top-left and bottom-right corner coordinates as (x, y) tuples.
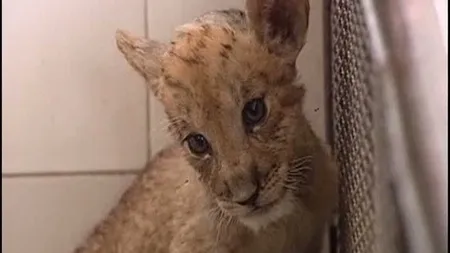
(197, 40), (206, 49)
(201, 24), (212, 35)
(221, 26), (231, 35)
(220, 50), (229, 59)
(169, 51), (202, 65)
(221, 43), (233, 51)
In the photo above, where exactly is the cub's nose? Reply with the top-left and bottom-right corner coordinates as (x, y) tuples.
(225, 163), (260, 206)
(234, 183), (260, 206)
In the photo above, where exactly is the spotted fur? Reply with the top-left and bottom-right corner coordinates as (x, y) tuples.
(74, 0), (337, 252)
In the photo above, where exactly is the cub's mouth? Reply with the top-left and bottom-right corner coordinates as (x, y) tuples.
(238, 193), (294, 231)
(246, 199), (281, 216)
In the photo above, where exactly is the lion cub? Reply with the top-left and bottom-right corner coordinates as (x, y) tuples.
(74, 0), (337, 252)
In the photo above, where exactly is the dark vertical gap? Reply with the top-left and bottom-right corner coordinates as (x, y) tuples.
(322, 0), (339, 252)
(323, 0), (333, 149)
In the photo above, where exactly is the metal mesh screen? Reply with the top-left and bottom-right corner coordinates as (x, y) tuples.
(328, 0), (446, 252)
(329, 1), (376, 252)
(327, 0), (410, 252)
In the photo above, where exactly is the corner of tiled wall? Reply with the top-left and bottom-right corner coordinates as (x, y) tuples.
(2, 0), (327, 252)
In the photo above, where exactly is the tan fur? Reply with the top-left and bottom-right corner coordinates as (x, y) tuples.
(74, 0), (337, 252)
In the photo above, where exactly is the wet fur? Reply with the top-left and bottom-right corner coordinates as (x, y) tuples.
(74, 1), (337, 252)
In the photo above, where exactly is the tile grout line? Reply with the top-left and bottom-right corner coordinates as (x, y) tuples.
(144, 0), (152, 162)
(2, 169), (141, 178)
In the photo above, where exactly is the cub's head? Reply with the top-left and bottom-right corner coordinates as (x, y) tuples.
(117, 0), (313, 230)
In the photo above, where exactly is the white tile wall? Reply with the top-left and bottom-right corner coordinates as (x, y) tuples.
(1, 0), (328, 252)
(2, 175), (135, 253)
(2, 0), (148, 173)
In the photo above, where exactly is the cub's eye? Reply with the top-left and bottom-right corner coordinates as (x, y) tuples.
(242, 98), (267, 127)
(185, 133), (210, 155)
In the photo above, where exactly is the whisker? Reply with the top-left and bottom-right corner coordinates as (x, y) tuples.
(289, 156), (313, 167)
(284, 154), (314, 194)
(215, 210), (226, 244)
(290, 155), (313, 162)
(226, 215), (234, 228)
(288, 166), (313, 176)
(283, 184), (299, 191)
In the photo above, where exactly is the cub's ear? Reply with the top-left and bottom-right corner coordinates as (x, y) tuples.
(246, 0), (310, 62)
(115, 29), (168, 96)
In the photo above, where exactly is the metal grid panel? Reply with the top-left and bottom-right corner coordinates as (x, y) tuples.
(329, 0), (376, 252)
(328, 0), (447, 252)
